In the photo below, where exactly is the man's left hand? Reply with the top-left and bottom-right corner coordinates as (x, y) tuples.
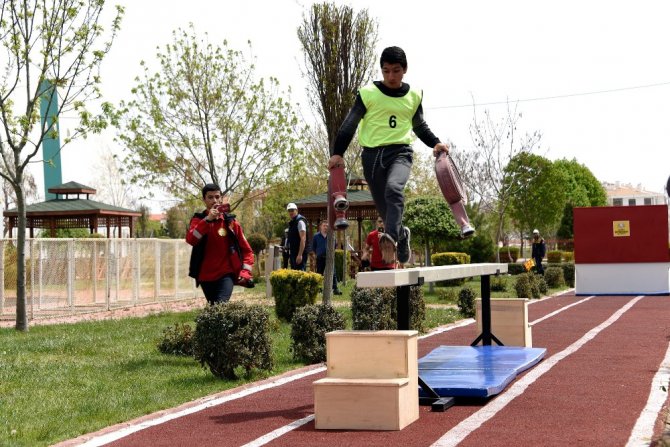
(433, 142), (450, 157)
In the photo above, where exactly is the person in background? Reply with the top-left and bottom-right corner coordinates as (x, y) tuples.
(286, 202), (310, 271)
(361, 217), (396, 271)
(280, 227), (290, 269)
(312, 221), (342, 295)
(531, 229), (546, 275)
(186, 183), (254, 304)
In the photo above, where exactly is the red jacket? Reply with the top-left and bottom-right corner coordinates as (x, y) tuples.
(186, 211), (254, 282)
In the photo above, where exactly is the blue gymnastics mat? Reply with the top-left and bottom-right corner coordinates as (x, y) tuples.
(418, 345), (546, 398)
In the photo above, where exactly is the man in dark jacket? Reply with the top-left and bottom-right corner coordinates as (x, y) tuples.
(286, 202), (310, 270)
(531, 229), (546, 275)
(312, 220), (342, 294)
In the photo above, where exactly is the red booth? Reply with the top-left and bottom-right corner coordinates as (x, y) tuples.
(573, 205), (670, 295)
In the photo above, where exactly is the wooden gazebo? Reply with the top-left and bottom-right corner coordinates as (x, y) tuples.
(293, 178), (379, 251)
(3, 181), (141, 238)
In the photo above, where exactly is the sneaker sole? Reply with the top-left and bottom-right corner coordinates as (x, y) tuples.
(379, 235), (396, 265)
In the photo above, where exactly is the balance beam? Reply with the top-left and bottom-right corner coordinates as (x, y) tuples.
(356, 263), (508, 346)
(356, 263), (508, 411)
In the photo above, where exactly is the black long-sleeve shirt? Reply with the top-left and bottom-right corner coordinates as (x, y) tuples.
(332, 81), (441, 156)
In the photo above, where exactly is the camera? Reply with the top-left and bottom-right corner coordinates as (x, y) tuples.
(216, 203), (230, 214)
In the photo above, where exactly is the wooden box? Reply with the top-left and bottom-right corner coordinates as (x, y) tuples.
(324, 330), (418, 379)
(475, 298), (532, 347)
(314, 377), (417, 430)
(313, 330), (419, 430)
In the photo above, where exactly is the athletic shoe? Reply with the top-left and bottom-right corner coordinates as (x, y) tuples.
(378, 232), (397, 265)
(333, 289), (343, 296)
(461, 224), (475, 239)
(397, 226), (411, 264)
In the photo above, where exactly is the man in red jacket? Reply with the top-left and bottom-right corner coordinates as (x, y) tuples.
(361, 217), (396, 271)
(186, 183), (254, 304)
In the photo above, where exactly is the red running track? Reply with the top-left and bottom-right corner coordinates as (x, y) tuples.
(64, 292), (670, 447)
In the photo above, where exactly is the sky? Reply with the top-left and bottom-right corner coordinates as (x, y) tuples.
(50, 0), (670, 212)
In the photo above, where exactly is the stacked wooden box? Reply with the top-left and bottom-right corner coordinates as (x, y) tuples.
(475, 298), (532, 347)
(313, 330), (419, 430)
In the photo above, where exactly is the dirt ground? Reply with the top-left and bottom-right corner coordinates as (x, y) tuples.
(0, 290), (274, 328)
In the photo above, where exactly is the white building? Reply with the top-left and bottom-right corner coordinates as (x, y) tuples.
(602, 182), (668, 206)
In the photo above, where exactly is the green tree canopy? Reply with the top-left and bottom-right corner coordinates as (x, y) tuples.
(403, 196), (460, 255)
(506, 152), (568, 237)
(553, 158), (607, 207)
(117, 25), (303, 208)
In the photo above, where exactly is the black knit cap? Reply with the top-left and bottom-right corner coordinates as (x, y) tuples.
(380, 46), (407, 69)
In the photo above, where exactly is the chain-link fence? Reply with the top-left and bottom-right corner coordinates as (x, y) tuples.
(0, 238), (198, 321)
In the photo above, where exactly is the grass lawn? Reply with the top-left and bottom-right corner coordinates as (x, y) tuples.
(0, 274), (566, 447)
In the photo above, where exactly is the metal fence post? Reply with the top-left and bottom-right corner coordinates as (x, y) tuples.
(105, 239), (111, 311)
(92, 240), (97, 304)
(133, 240), (139, 305)
(0, 240), (4, 315)
(174, 240), (179, 300)
(154, 240), (161, 299)
(68, 239), (74, 314)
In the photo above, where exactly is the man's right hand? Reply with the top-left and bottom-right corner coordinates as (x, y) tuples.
(328, 155), (344, 170)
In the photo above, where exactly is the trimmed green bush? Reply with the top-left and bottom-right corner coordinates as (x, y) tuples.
(562, 251), (574, 262)
(491, 275), (508, 292)
(437, 288), (458, 303)
(334, 249), (351, 280)
(514, 272), (545, 298)
(544, 266), (565, 288)
(497, 246), (520, 263)
(564, 263), (575, 287)
(290, 304), (346, 363)
(547, 250), (563, 263)
(351, 285), (425, 332)
(432, 252), (471, 287)
(193, 302), (273, 380)
(270, 269), (322, 321)
(457, 287), (477, 318)
(247, 233), (267, 254)
(507, 263), (526, 275)
(157, 322), (194, 356)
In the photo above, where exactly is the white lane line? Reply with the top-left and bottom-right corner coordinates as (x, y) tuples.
(77, 367), (325, 447)
(430, 295), (644, 447)
(626, 341), (670, 446)
(240, 415), (315, 447)
(530, 295), (595, 326)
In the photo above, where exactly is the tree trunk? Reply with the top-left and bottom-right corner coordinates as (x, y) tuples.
(425, 241), (434, 294)
(15, 183), (28, 331)
(323, 228), (334, 305)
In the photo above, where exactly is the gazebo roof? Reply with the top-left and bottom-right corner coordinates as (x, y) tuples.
(293, 188), (378, 225)
(3, 179), (140, 237)
(48, 181), (97, 195)
(4, 198), (139, 216)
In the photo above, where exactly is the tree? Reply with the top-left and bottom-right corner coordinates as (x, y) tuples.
(0, 0), (123, 331)
(457, 105), (542, 262)
(553, 158), (606, 245)
(91, 146), (136, 208)
(403, 196), (460, 292)
(117, 25), (304, 209)
(506, 153), (567, 242)
(297, 2), (377, 304)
